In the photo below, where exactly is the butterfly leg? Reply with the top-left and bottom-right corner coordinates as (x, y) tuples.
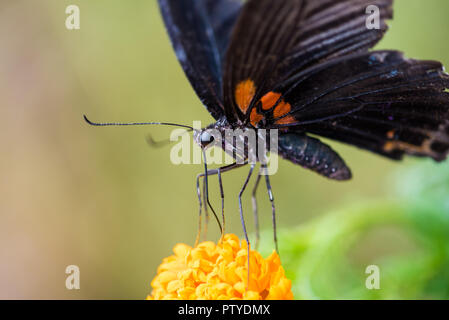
(239, 164), (256, 287)
(239, 164), (256, 247)
(262, 164), (278, 254)
(146, 129), (192, 148)
(197, 168), (217, 244)
(195, 170), (216, 244)
(195, 162), (247, 245)
(195, 172), (204, 246)
(251, 166), (262, 250)
(202, 180), (209, 240)
(217, 167), (225, 238)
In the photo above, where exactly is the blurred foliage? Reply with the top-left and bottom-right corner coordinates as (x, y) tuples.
(260, 161), (449, 299)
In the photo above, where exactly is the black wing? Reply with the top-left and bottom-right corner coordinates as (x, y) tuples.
(222, 0), (392, 124)
(272, 51), (449, 162)
(158, 0), (242, 120)
(220, 0), (449, 162)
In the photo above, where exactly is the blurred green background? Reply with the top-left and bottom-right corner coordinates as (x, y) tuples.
(0, 0), (448, 299)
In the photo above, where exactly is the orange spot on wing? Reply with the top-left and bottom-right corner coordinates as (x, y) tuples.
(258, 91), (295, 125)
(271, 96), (294, 125)
(260, 92), (282, 110)
(387, 129), (395, 139)
(235, 79), (256, 113)
(250, 108), (264, 127)
(275, 115), (296, 125)
(273, 101), (291, 119)
(383, 139), (433, 155)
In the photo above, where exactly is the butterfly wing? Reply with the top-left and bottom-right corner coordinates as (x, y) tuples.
(272, 51), (449, 162)
(221, 0), (449, 163)
(158, 0), (243, 120)
(222, 0), (392, 123)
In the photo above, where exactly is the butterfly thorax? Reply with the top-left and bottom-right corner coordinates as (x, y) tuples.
(195, 117), (272, 164)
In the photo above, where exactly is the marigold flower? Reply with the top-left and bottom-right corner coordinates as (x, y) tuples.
(147, 234), (293, 300)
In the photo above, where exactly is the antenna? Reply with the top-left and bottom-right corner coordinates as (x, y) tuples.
(83, 115), (194, 130)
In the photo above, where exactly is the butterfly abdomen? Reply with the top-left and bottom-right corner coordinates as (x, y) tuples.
(278, 133), (352, 181)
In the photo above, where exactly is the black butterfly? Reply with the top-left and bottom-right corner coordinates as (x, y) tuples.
(156, 0), (449, 248)
(86, 0), (449, 250)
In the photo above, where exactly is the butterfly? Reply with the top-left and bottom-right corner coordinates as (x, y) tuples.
(87, 0), (449, 251)
(156, 0), (449, 248)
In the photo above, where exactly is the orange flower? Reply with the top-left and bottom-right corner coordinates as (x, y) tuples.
(147, 234), (293, 300)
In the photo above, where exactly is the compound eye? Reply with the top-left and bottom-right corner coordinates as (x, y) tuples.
(200, 131), (214, 145)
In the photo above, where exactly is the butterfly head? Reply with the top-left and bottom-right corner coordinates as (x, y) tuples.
(197, 129), (215, 148)
(194, 119), (234, 151)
